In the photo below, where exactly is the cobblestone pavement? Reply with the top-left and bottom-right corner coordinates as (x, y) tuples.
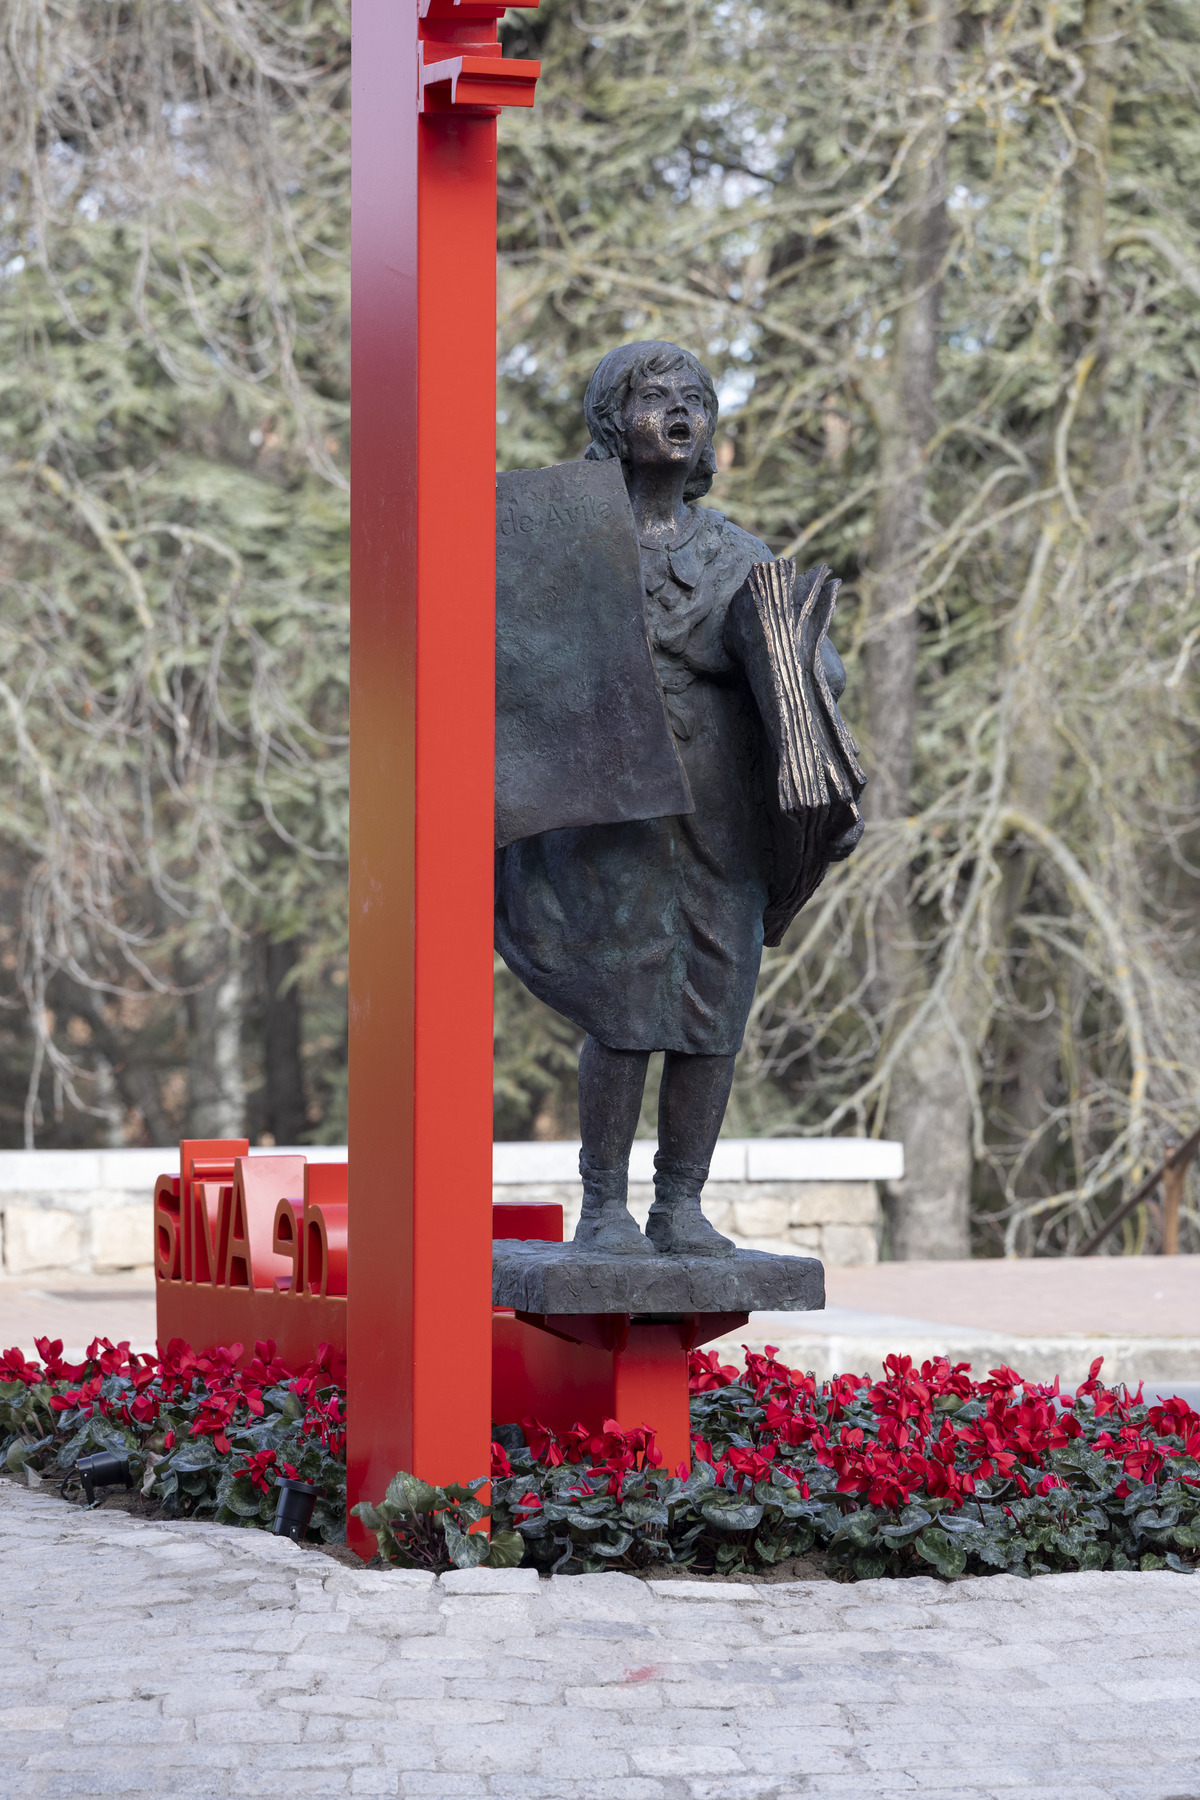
(3, 1487), (1200, 1800)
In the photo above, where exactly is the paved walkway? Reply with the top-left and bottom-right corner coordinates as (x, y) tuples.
(2, 1260), (1200, 1353)
(824, 1256), (1200, 1338)
(3, 1482), (1199, 1800)
(0, 1269), (157, 1357)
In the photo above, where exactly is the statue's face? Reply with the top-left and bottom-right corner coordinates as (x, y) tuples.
(619, 367), (710, 476)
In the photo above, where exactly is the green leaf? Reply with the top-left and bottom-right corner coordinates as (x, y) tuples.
(443, 1517), (489, 1569)
(223, 1478), (267, 1519)
(443, 1480), (488, 1504)
(682, 1460), (718, 1497)
(915, 1527), (967, 1580)
(170, 1438), (219, 1474)
(833, 1509), (880, 1550)
(483, 1530), (526, 1569)
(591, 1529), (635, 1559)
(620, 1496), (669, 1528)
(698, 1495), (765, 1533)
(383, 1471), (441, 1516)
(562, 1507), (613, 1534)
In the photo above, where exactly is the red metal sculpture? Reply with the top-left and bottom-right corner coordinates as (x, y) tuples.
(154, 1138), (720, 1471)
(345, 0), (540, 1552)
(154, 1141), (348, 1372)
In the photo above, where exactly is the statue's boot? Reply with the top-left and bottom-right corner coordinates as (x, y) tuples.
(645, 1155), (736, 1257)
(572, 1160), (651, 1255)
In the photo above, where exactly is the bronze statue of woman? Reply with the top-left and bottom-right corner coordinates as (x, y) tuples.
(495, 340), (860, 1259)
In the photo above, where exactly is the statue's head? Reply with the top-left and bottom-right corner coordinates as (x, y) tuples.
(584, 340), (719, 502)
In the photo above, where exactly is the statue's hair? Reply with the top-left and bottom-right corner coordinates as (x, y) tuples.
(583, 340), (719, 502)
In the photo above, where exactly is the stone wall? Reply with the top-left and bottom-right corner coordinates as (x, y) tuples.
(0, 1138), (903, 1275)
(0, 1147), (345, 1278)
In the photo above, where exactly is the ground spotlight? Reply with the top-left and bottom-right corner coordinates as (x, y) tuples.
(272, 1478), (318, 1543)
(75, 1450), (133, 1506)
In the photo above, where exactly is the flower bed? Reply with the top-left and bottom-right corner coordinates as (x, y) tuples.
(484, 1349), (1200, 1579)
(4, 1337), (1198, 1580)
(0, 1336), (346, 1541)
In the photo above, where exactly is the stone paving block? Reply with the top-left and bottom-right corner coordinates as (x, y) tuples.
(1100, 1673), (1200, 1701)
(336, 1721), (435, 1757)
(433, 1720), (552, 1773)
(540, 1710), (642, 1750)
(493, 1783), (643, 1800)
(339, 1618), (443, 1647)
(398, 1776), (491, 1797)
(175, 1710), (303, 1743)
(161, 1686), (269, 1716)
(370, 1671), (448, 1702)
(563, 1682), (665, 1709)
(350, 1773), (399, 1797)
(544, 1571), (654, 1613)
(560, 1785), (667, 1800)
(645, 1579), (764, 1602)
(36, 1775), (160, 1798)
(230, 1773), (351, 1797)
(536, 1746), (632, 1779)
(277, 1692), (395, 1720)
(66, 1713), (193, 1748)
(0, 1705), (70, 1731)
(434, 1566), (540, 1595)
(631, 1744), (746, 1775)
(245, 1747), (377, 1771)
(495, 1635), (635, 1676)
(396, 1639), (494, 1665)
(441, 1678), (565, 1706)
(287, 1645), (390, 1677)
(335, 1568), (436, 1592)
(396, 1698), (510, 1726)
(686, 1780), (799, 1800)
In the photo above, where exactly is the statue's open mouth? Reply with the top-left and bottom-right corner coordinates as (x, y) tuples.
(667, 422), (691, 442)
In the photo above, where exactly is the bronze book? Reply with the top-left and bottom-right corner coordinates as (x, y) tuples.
(725, 558), (866, 943)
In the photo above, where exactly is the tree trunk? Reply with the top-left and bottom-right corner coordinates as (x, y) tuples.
(263, 937), (309, 1145)
(861, 0), (969, 1259)
(987, 0), (1121, 1214)
(182, 933), (246, 1140)
(1063, 0), (1119, 362)
(56, 974), (176, 1147)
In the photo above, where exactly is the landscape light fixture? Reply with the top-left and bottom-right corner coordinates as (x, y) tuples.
(75, 1450), (132, 1506)
(272, 1477), (318, 1543)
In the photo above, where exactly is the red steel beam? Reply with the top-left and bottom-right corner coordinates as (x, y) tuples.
(347, 0), (537, 1552)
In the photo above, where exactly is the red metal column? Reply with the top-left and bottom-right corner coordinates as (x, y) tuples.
(347, 0), (537, 1553)
(612, 1326), (693, 1474)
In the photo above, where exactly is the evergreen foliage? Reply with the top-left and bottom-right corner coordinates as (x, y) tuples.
(0, 0), (350, 1146)
(2, 1), (1199, 1252)
(495, 0), (1200, 1251)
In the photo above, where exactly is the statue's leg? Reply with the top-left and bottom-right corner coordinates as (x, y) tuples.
(573, 1034), (654, 1254)
(645, 1051), (737, 1257)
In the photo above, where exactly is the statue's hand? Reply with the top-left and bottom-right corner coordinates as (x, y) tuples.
(819, 636), (846, 701)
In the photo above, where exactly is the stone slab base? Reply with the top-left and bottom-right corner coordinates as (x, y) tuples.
(493, 1240), (824, 1314)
